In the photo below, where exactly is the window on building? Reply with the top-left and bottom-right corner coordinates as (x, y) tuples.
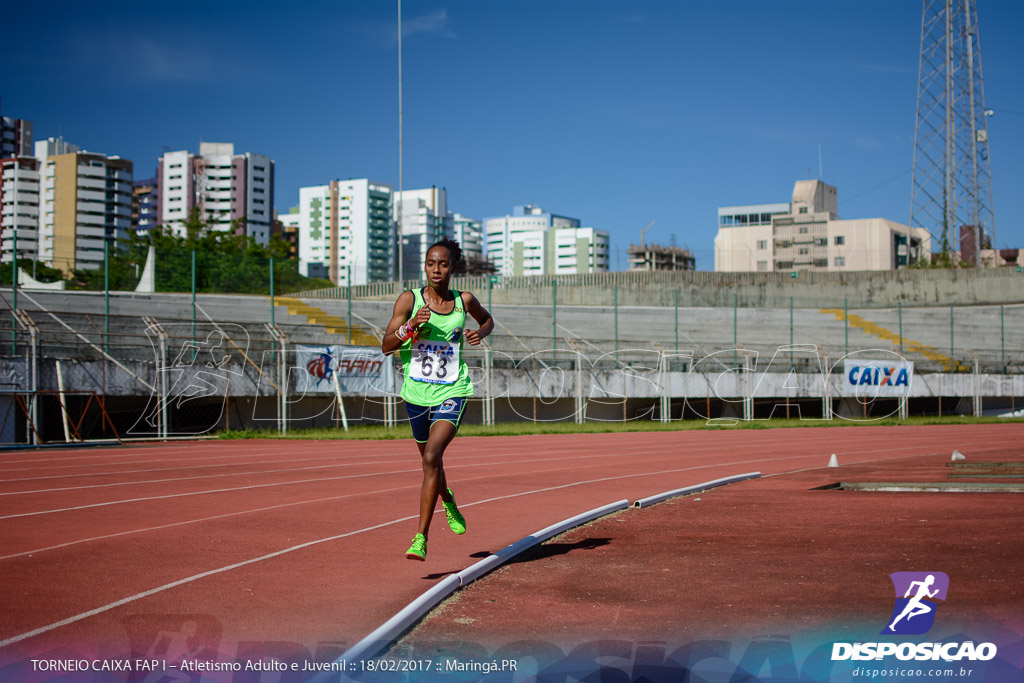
(834, 256), (846, 267)
(814, 238), (827, 247)
(799, 207), (808, 214)
(756, 240), (767, 249)
(813, 259), (828, 267)
(761, 213), (772, 224)
(799, 248), (809, 255)
(799, 226), (808, 234)
(757, 261), (768, 271)
(834, 235), (845, 245)
(776, 261), (793, 269)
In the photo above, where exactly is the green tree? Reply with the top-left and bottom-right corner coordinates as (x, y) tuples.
(69, 208), (333, 294)
(0, 259), (65, 285)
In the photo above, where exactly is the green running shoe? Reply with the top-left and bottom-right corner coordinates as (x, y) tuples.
(443, 487), (466, 535)
(405, 533), (427, 561)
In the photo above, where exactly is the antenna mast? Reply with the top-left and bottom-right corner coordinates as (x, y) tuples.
(910, 0), (995, 266)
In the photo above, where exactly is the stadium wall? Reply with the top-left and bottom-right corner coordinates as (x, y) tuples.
(300, 268), (1024, 308)
(2, 357), (1020, 443)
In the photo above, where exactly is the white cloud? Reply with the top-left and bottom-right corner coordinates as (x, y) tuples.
(389, 8), (456, 45)
(70, 34), (236, 85)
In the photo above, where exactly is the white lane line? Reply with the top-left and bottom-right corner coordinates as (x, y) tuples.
(0, 516), (417, 650)
(0, 460), (412, 496)
(0, 433), (640, 484)
(0, 439), (725, 501)
(0, 446), (808, 560)
(5, 429), (971, 495)
(0, 422), (1013, 470)
(0, 468), (418, 520)
(0, 445), (406, 475)
(0, 454), (412, 484)
(0, 448), (636, 520)
(0, 440), (953, 520)
(0, 443), (410, 472)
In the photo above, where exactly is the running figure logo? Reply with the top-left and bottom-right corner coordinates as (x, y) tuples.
(882, 571), (949, 635)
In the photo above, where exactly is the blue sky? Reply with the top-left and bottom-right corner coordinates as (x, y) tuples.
(3, 0), (1022, 270)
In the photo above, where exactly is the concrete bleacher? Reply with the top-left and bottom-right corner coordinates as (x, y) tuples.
(2, 289), (1020, 374)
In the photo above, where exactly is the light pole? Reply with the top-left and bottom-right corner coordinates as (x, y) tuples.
(396, 0), (404, 283)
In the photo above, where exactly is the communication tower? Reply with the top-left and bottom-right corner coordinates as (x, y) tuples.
(910, 0), (995, 266)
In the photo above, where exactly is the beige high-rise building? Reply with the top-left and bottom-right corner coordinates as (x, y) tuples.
(714, 180), (930, 272)
(38, 151), (133, 272)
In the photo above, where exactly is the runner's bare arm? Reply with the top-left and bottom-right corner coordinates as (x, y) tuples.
(381, 291), (416, 356)
(461, 292), (494, 346)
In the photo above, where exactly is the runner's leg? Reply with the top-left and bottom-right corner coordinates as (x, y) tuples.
(416, 441), (453, 504)
(417, 420), (458, 538)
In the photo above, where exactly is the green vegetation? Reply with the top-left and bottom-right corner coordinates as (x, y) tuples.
(218, 414), (1024, 440)
(908, 251), (975, 269)
(0, 260), (65, 285)
(8, 208), (333, 295)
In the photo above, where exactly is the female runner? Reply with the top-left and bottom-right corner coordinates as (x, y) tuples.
(382, 237), (494, 560)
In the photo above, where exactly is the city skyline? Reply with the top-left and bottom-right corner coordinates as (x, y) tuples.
(3, 0), (1022, 271)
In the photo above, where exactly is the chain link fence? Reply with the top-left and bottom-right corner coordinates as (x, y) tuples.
(0, 285), (1021, 445)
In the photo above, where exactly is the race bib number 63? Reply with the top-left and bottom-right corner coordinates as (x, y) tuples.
(410, 341), (460, 385)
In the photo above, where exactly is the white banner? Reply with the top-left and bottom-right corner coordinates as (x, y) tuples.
(295, 345), (396, 395)
(841, 359), (914, 397)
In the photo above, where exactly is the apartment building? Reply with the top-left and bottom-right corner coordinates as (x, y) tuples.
(296, 179), (395, 286)
(158, 142), (274, 243)
(484, 205), (609, 276)
(714, 180), (930, 272)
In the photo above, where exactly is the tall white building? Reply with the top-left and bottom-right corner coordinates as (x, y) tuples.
(296, 179), (394, 286)
(157, 142), (274, 244)
(395, 187), (453, 280)
(0, 156), (41, 264)
(453, 213), (484, 264)
(714, 180), (931, 272)
(484, 205), (610, 276)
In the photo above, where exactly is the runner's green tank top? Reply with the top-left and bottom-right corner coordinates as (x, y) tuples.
(399, 288), (474, 406)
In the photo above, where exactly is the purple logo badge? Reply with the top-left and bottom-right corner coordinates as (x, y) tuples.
(882, 571), (949, 635)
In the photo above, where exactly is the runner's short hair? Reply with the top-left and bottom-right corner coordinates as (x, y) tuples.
(427, 237), (464, 269)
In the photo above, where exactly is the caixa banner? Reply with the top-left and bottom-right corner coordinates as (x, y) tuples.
(295, 345), (395, 395)
(842, 359), (914, 397)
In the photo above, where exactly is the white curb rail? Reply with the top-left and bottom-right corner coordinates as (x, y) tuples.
(328, 471), (762, 676)
(334, 498), (630, 668)
(632, 471), (761, 508)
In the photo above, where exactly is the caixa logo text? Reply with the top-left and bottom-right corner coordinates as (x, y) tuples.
(847, 366), (910, 387)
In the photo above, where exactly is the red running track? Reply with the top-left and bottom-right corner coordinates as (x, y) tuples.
(0, 424), (1019, 667)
